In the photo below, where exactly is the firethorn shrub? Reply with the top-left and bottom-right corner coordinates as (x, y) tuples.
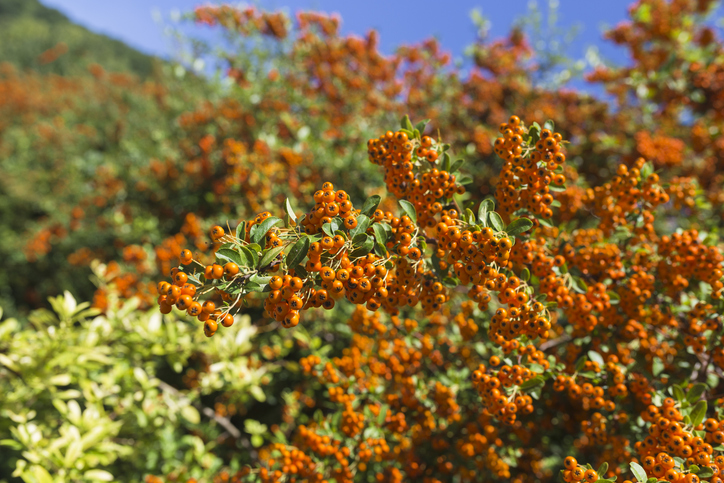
(146, 115), (724, 483)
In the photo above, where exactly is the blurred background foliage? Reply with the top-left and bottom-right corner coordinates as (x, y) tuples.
(1, 0), (724, 481)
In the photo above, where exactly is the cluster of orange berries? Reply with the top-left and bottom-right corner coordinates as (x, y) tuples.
(156, 273), (234, 337)
(471, 357), (537, 425)
(367, 130), (465, 226)
(585, 158), (668, 235)
(552, 374), (619, 412)
(258, 443), (320, 483)
(561, 457), (599, 483)
(636, 398), (718, 466)
(657, 229), (724, 298)
(300, 182), (357, 234)
(493, 115), (565, 219)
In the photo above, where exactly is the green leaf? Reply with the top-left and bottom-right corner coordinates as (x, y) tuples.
(458, 175), (473, 185)
(519, 376), (545, 392)
(696, 467), (714, 479)
(478, 199), (494, 225)
(506, 218), (533, 236)
(690, 400), (707, 428)
(442, 277), (459, 288)
(652, 357), (664, 377)
(415, 119), (430, 133)
(543, 119), (555, 132)
(398, 200), (417, 224)
(441, 152), (451, 172)
(284, 198), (297, 224)
(84, 470), (115, 481)
(322, 217), (342, 237)
(570, 276), (588, 294)
(597, 462), (609, 477)
(286, 237), (310, 269)
(450, 158), (465, 174)
(630, 462), (647, 483)
(372, 223), (389, 246)
(465, 208), (476, 225)
(181, 405), (200, 424)
(260, 246), (285, 268)
(549, 185), (567, 192)
(641, 162), (654, 180)
(216, 248), (243, 267)
(351, 234), (374, 258)
(251, 217), (284, 245)
(350, 214), (371, 238)
(236, 221), (246, 240)
(686, 383), (708, 403)
(521, 267), (530, 281)
(401, 114), (414, 131)
(239, 245), (257, 267)
(360, 195), (382, 216)
(377, 404), (389, 426)
(587, 351), (604, 366)
(374, 242), (388, 257)
(488, 211), (505, 232)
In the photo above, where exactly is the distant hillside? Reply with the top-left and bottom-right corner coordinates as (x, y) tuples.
(0, 0), (157, 77)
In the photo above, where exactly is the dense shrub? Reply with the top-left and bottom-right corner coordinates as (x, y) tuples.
(1, 0), (724, 482)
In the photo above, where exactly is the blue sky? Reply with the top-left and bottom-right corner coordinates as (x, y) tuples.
(40, 1), (634, 60)
(38, 0), (650, 93)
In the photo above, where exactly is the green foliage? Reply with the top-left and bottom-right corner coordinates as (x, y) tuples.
(0, 263), (274, 481)
(0, 0), (157, 77)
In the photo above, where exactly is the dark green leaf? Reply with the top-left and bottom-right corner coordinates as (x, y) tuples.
(216, 248), (243, 266)
(377, 404), (389, 427)
(350, 215), (370, 238)
(442, 277), (459, 288)
(239, 245), (257, 267)
(398, 200), (417, 224)
(488, 211), (505, 232)
(506, 218), (533, 236)
(374, 242), (388, 257)
(519, 376), (545, 392)
(372, 223), (389, 246)
(690, 400), (707, 428)
(441, 152), (451, 172)
(350, 234), (374, 258)
(360, 195), (382, 216)
(415, 119), (430, 133)
(251, 217), (284, 245)
(259, 246), (285, 269)
(286, 237), (310, 269)
(696, 467), (714, 479)
(465, 208), (476, 225)
(322, 217), (342, 237)
(571, 276), (588, 294)
(401, 115), (413, 131)
(458, 175), (473, 185)
(521, 267), (530, 281)
(236, 221), (246, 240)
(450, 158), (465, 174)
(686, 383), (708, 403)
